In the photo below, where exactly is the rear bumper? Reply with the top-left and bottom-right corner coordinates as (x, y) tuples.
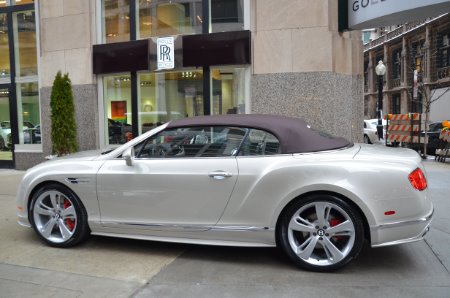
(17, 213), (31, 228)
(370, 207), (433, 247)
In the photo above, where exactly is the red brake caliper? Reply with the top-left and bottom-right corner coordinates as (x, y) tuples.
(330, 218), (342, 241)
(63, 199), (75, 231)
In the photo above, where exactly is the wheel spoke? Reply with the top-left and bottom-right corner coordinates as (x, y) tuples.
(60, 206), (75, 219)
(315, 202), (331, 226)
(289, 215), (316, 233)
(322, 237), (345, 263)
(36, 203), (55, 216)
(58, 219), (73, 240)
(49, 191), (59, 210)
(327, 220), (354, 237)
(297, 236), (319, 260)
(41, 217), (57, 238)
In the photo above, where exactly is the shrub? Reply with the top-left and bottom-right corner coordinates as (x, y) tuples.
(50, 71), (78, 155)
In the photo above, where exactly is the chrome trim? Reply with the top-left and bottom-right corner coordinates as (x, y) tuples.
(17, 215), (31, 228)
(65, 177), (91, 184)
(372, 208), (434, 230)
(102, 221), (269, 232)
(211, 226), (271, 232)
(372, 224), (431, 248)
(292, 144), (356, 156)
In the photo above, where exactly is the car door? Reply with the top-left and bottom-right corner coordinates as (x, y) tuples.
(96, 125), (246, 231)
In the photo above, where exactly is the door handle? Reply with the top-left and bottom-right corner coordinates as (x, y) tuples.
(208, 171), (233, 180)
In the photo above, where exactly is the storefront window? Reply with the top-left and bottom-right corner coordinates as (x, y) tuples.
(104, 74), (132, 145)
(13, 10), (37, 77)
(16, 82), (39, 144)
(102, 0), (130, 43)
(0, 0), (34, 7)
(0, 89), (11, 158)
(137, 0), (202, 39)
(211, 0), (244, 32)
(137, 70), (203, 134)
(211, 67), (245, 115)
(12, 0), (33, 5)
(0, 13), (10, 83)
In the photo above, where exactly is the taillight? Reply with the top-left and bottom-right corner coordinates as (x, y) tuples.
(408, 168), (427, 191)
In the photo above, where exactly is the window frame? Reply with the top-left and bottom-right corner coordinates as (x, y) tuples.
(133, 125), (250, 159)
(131, 125), (282, 159)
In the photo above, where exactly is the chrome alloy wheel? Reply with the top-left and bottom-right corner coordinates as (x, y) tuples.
(32, 190), (78, 243)
(287, 201), (355, 267)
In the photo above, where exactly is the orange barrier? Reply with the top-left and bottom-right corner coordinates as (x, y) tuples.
(384, 113), (424, 144)
(440, 130), (450, 142)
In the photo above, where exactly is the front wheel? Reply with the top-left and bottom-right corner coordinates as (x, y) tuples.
(29, 183), (90, 247)
(277, 195), (364, 272)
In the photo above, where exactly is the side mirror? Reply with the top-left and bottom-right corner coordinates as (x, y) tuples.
(123, 147), (134, 166)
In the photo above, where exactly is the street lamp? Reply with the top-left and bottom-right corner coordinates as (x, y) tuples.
(375, 60), (386, 140)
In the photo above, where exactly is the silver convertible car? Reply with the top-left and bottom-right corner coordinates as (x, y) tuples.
(16, 114), (433, 271)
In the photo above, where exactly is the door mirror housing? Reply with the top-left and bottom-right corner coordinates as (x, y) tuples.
(123, 147), (134, 166)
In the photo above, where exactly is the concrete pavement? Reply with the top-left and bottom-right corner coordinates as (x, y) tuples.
(0, 159), (449, 297)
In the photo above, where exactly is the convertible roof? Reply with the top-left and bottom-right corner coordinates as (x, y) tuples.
(167, 114), (352, 154)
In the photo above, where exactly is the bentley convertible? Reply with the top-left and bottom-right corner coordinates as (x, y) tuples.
(16, 114), (433, 271)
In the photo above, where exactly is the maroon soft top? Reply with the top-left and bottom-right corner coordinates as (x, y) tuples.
(166, 114), (352, 154)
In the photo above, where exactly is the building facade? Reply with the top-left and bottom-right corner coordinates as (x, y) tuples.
(0, 0), (363, 170)
(364, 13), (450, 121)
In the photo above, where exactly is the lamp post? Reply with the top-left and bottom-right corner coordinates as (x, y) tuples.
(375, 60), (386, 140)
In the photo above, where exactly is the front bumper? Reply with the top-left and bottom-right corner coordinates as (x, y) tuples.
(370, 207), (433, 247)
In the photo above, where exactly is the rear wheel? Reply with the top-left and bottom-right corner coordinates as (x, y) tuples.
(363, 135), (371, 144)
(277, 194), (364, 271)
(29, 183), (90, 247)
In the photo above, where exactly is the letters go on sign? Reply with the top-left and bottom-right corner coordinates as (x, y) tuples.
(157, 37), (175, 70)
(348, 0), (450, 30)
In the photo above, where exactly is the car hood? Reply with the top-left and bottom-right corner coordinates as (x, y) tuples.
(50, 149), (106, 161)
(354, 144), (422, 165)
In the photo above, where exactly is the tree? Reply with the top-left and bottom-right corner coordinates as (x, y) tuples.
(50, 71), (78, 155)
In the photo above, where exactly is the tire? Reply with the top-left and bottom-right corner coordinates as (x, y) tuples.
(277, 194), (364, 272)
(29, 183), (90, 248)
(0, 136), (5, 150)
(363, 135), (371, 144)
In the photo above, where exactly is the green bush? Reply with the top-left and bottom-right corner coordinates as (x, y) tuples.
(50, 71), (78, 155)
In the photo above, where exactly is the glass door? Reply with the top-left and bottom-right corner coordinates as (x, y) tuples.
(0, 87), (13, 165)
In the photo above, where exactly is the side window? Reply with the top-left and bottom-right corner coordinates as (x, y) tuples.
(239, 129), (281, 156)
(134, 126), (247, 158)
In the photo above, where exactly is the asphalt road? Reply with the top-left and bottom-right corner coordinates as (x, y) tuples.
(0, 160), (449, 298)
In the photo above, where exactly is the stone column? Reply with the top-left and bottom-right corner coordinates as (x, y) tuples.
(250, 0), (363, 142)
(15, 0), (99, 169)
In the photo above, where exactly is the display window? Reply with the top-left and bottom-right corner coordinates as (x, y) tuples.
(103, 74), (133, 145)
(98, 0), (249, 147)
(0, 88), (12, 159)
(211, 67), (245, 115)
(0, 13), (10, 84)
(11, 0), (34, 6)
(102, 0), (131, 43)
(13, 10), (37, 78)
(137, 70), (203, 134)
(101, 0), (246, 44)
(210, 0), (244, 33)
(16, 82), (39, 145)
(0, 0), (34, 7)
(137, 0), (202, 39)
